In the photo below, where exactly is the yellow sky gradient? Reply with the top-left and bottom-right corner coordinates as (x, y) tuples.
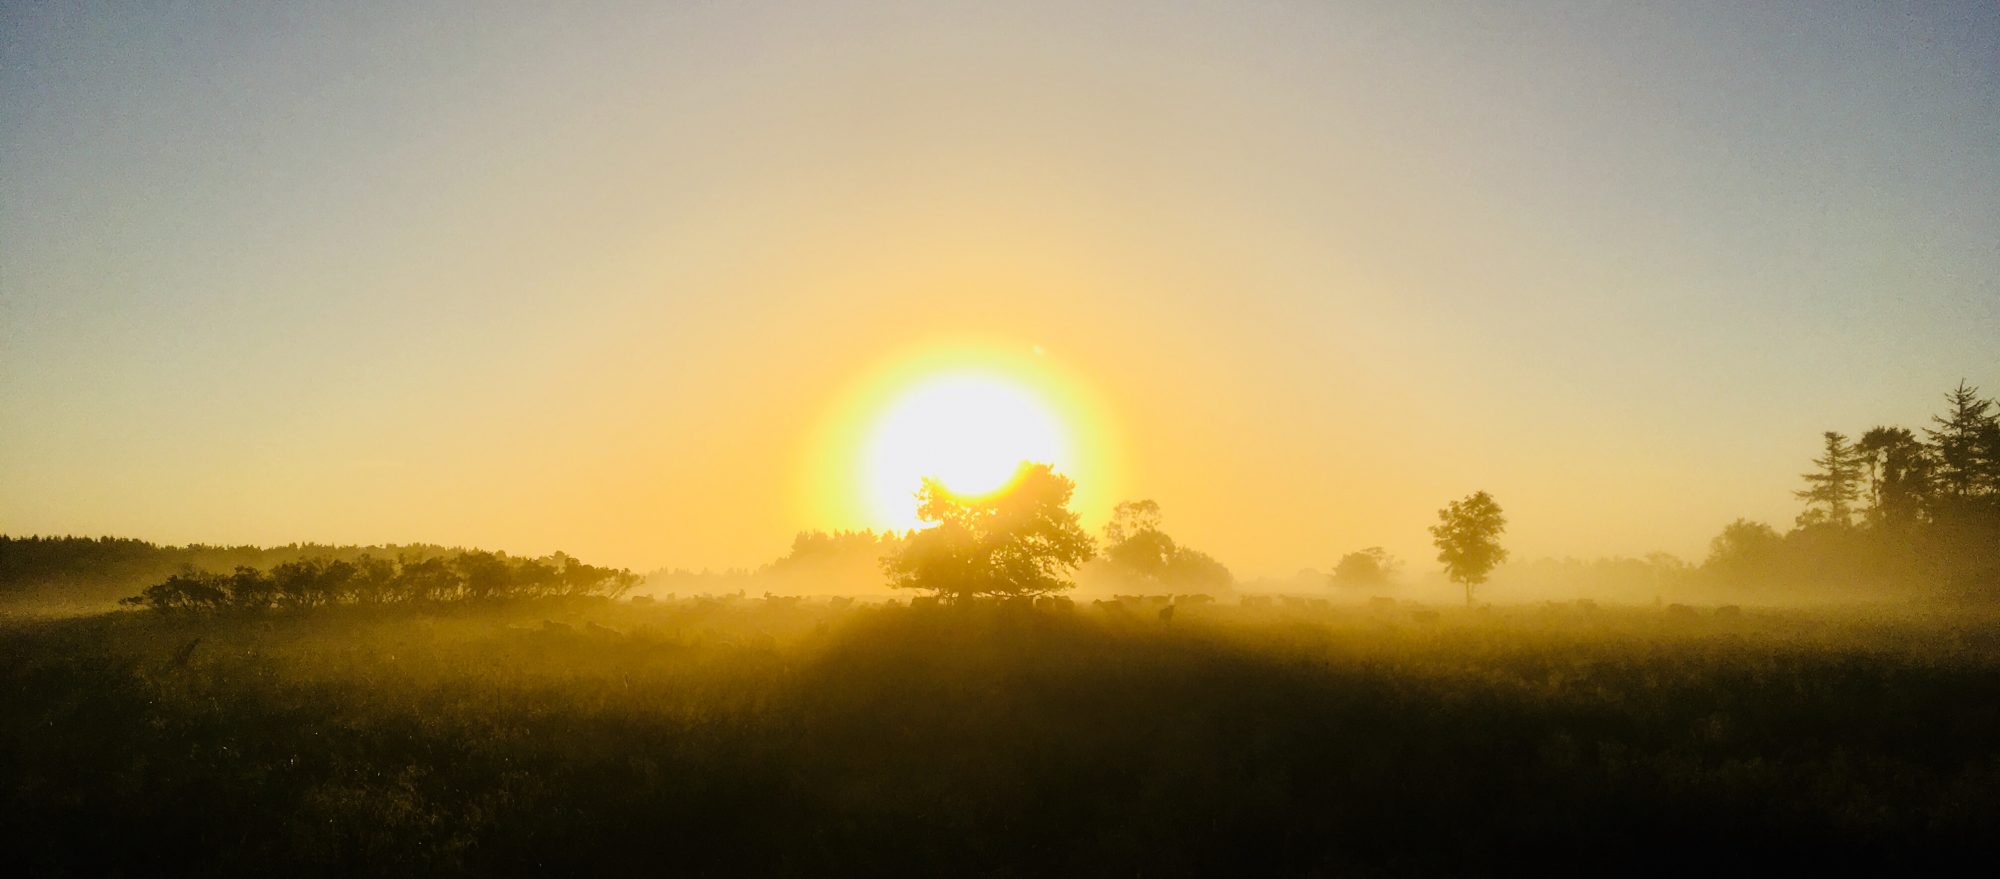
(3, 3), (1996, 575)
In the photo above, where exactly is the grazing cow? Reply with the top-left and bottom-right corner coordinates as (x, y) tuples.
(1410, 609), (1440, 624)
(1241, 595), (1273, 607)
(1158, 604), (1176, 623)
(1180, 594), (1215, 606)
(1666, 603), (1698, 618)
(1715, 604), (1742, 618)
(584, 621), (622, 637)
(1149, 595), (1172, 606)
(541, 619), (574, 633)
(1283, 596), (1309, 609)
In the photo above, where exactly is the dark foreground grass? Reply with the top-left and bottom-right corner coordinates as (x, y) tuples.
(5, 599), (1999, 876)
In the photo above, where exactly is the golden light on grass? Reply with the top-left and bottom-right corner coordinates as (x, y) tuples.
(803, 341), (1119, 533)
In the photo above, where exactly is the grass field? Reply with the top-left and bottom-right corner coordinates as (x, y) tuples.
(6, 598), (1999, 875)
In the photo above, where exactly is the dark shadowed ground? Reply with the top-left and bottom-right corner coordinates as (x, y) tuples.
(5, 599), (1999, 876)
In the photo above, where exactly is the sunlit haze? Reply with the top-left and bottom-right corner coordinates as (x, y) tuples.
(861, 371), (1073, 529)
(3, 1), (1996, 574)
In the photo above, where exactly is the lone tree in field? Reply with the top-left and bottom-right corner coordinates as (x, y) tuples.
(883, 462), (1096, 602)
(1429, 491), (1508, 605)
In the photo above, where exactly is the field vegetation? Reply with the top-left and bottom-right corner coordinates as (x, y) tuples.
(7, 596), (1998, 875)
(6, 379), (1998, 872)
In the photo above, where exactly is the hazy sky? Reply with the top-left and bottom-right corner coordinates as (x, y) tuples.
(4, 1), (1997, 574)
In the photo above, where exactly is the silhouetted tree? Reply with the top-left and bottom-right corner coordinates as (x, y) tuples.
(1100, 499), (1234, 591)
(455, 551), (514, 601)
(1103, 500), (1164, 545)
(1104, 527), (1177, 581)
(1704, 519), (1783, 584)
(555, 557), (639, 598)
(1794, 431), (1864, 527)
(396, 555), (460, 602)
(1927, 380), (1999, 501)
(1330, 547), (1399, 589)
(226, 565), (277, 609)
(119, 548), (638, 612)
(1855, 426), (1930, 529)
(272, 559), (334, 609)
(1430, 492), (1508, 605)
(1162, 546), (1233, 593)
(121, 565), (228, 612)
(350, 554), (396, 603)
(883, 463), (1095, 601)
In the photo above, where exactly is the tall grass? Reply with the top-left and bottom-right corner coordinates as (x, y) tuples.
(5, 599), (1998, 875)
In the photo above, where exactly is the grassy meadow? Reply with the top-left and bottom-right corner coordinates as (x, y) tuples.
(6, 597), (1999, 875)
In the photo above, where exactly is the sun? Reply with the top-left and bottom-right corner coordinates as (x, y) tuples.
(861, 370), (1072, 528)
(800, 341), (1119, 534)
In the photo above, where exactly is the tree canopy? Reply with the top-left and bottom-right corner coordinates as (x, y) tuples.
(1430, 491), (1508, 605)
(1330, 547), (1399, 589)
(882, 463), (1096, 601)
(1098, 499), (1234, 593)
(1795, 431), (1864, 527)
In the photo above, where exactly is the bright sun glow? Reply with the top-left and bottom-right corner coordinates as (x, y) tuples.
(800, 341), (1118, 535)
(862, 371), (1072, 529)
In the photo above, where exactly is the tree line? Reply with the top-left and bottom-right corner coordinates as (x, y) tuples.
(1707, 380), (2000, 595)
(118, 550), (638, 612)
(21, 378), (1993, 612)
(870, 380), (1997, 605)
(0, 535), (467, 607)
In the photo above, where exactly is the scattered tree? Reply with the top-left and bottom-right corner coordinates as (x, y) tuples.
(1330, 547), (1399, 589)
(1430, 492), (1508, 605)
(1103, 500), (1165, 546)
(1704, 519), (1782, 584)
(1159, 546), (1234, 594)
(1099, 499), (1235, 591)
